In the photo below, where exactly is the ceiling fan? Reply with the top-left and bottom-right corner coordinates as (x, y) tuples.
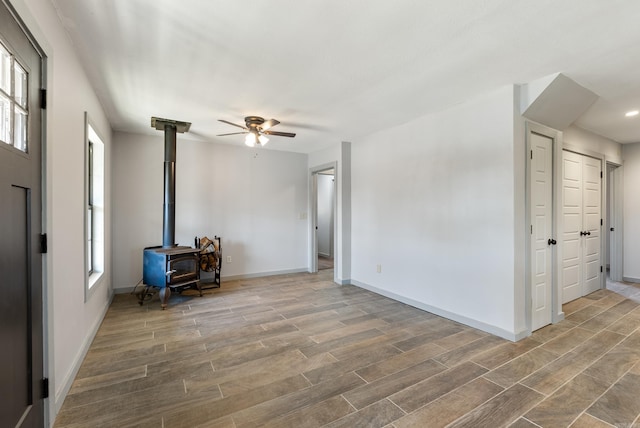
(217, 116), (296, 147)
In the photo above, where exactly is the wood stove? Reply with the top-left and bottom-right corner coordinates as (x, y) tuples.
(142, 246), (201, 306)
(139, 117), (201, 309)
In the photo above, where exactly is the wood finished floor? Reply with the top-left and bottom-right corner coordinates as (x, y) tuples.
(54, 271), (640, 428)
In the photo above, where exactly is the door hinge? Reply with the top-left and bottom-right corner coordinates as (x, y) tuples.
(41, 378), (49, 399)
(600, 171), (603, 178)
(530, 225), (533, 235)
(40, 233), (47, 254)
(600, 266), (603, 273)
(40, 88), (47, 109)
(601, 219), (603, 226)
(530, 150), (533, 160)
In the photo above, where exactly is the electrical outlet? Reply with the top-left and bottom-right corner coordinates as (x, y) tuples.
(227, 256), (232, 263)
(376, 264), (382, 273)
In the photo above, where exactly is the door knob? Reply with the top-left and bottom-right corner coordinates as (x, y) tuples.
(580, 231), (585, 236)
(548, 238), (557, 245)
(586, 231), (591, 236)
(610, 227), (615, 232)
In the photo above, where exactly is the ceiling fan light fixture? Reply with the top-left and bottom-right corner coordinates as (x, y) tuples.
(245, 132), (257, 147)
(219, 116), (295, 147)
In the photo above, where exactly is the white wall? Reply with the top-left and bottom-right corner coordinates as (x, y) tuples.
(623, 142), (640, 281)
(317, 174), (334, 257)
(112, 132), (309, 290)
(563, 125), (622, 164)
(12, 0), (113, 423)
(350, 86), (520, 339)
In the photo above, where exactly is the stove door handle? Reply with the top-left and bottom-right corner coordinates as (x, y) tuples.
(166, 269), (177, 277)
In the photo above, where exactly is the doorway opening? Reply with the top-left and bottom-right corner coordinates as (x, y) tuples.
(309, 163), (337, 276)
(316, 169), (335, 270)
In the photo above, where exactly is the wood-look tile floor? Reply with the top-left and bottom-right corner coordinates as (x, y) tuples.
(54, 272), (640, 427)
(318, 256), (334, 270)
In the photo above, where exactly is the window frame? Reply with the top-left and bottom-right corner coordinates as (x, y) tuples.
(0, 38), (29, 153)
(85, 112), (105, 300)
(87, 140), (94, 274)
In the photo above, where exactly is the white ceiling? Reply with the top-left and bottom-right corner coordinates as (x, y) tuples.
(50, 0), (640, 153)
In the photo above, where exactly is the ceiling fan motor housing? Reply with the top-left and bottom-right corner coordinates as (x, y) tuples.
(245, 116), (265, 130)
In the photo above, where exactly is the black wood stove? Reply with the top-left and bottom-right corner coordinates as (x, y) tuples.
(138, 117), (201, 309)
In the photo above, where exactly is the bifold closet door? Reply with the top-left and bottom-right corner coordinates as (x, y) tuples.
(561, 151), (601, 304)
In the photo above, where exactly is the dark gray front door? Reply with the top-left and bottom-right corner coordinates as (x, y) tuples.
(0, 1), (44, 426)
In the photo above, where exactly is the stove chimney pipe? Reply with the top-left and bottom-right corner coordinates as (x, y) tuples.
(151, 117), (191, 248)
(163, 124), (177, 247)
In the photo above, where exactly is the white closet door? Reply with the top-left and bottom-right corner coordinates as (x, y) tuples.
(531, 133), (553, 330)
(582, 156), (602, 295)
(562, 151), (583, 303)
(561, 151), (601, 304)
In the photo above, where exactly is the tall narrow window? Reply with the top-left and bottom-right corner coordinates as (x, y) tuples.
(86, 114), (105, 295)
(87, 141), (94, 273)
(0, 40), (28, 152)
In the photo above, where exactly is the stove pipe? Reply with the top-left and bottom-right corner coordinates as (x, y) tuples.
(151, 117), (191, 248)
(163, 125), (177, 247)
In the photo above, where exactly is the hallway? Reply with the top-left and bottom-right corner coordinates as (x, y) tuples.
(607, 276), (640, 303)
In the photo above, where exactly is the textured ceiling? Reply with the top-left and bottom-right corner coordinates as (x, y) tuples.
(50, 0), (640, 152)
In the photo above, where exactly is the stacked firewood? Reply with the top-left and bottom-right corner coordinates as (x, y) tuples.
(199, 236), (220, 272)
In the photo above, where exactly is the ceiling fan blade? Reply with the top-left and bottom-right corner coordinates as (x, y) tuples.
(218, 119), (247, 130)
(264, 130), (296, 138)
(217, 132), (248, 136)
(262, 119), (280, 130)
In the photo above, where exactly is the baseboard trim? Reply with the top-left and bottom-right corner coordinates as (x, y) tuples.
(221, 268), (309, 282)
(113, 283), (145, 294)
(623, 276), (640, 284)
(54, 291), (113, 413)
(350, 279), (522, 342)
(112, 268), (312, 294)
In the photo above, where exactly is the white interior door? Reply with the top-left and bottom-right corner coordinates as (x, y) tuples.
(562, 151), (582, 303)
(582, 156), (602, 294)
(561, 151), (601, 303)
(530, 133), (554, 330)
(610, 166), (623, 282)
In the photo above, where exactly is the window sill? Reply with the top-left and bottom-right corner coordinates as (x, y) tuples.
(86, 271), (104, 301)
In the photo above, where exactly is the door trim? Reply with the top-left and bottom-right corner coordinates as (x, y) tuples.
(309, 162), (337, 280)
(3, 0), (56, 425)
